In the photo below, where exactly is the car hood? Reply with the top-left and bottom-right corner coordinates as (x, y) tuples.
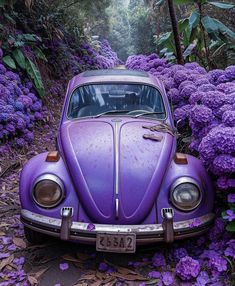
(60, 118), (175, 224)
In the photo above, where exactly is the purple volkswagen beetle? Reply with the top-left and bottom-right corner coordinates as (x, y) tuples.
(20, 69), (214, 253)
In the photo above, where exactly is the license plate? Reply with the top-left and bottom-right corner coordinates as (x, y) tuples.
(96, 233), (136, 253)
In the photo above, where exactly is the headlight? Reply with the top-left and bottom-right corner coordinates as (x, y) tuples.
(170, 177), (202, 211)
(33, 174), (64, 208)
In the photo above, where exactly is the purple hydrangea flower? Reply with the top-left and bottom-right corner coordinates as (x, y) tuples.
(175, 256), (200, 281)
(162, 272), (174, 286)
(148, 271), (161, 279)
(15, 138), (25, 148)
(222, 110), (235, 127)
(98, 262), (109, 272)
(224, 239), (235, 259)
(208, 256), (227, 273)
(0, 253), (10, 259)
(152, 253), (166, 267)
(190, 105), (213, 126)
(0, 64), (6, 74)
(228, 194), (235, 203)
(212, 155), (235, 175)
(223, 210), (235, 222)
(59, 262), (69, 271)
(172, 247), (188, 262)
(86, 223), (95, 231)
(195, 271), (210, 286)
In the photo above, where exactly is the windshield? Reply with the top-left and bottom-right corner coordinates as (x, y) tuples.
(67, 84), (166, 119)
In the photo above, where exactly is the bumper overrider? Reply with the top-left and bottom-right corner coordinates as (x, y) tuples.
(21, 208), (215, 246)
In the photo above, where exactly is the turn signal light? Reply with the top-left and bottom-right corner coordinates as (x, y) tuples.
(46, 151), (60, 162)
(174, 153), (188, 165)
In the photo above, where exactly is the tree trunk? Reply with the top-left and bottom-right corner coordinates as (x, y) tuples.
(167, 0), (184, 65)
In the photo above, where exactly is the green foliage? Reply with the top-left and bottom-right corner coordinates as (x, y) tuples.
(105, 1), (131, 60)
(33, 47), (47, 62)
(226, 221), (235, 232)
(222, 206), (235, 232)
(155, 0), (235, 67)
(2, 55), (16, 69)
(208, 1), (234, 9)
(26, 58), (45, 98)
(202, 16), (235, 40)
(128, 0), (156, 55)
(12, 49), (26, 69)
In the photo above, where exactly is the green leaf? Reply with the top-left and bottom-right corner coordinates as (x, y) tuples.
(13, 41), (25, 47)
(174, 0), (194, 4)
(226, 221), (235, 232)
(222, 211), (227, 218)
(183, 42), (197, 58)
(13, 49), (26, 69)
(178, 18), (189, 33)
(3, 13), (16, 24)
(155, 0), (165, 5)
(2, 55), (16, 69)
(0, 0), (7, 7)
(208, 1), (234, 9)
(26, 58), (45, 97)
(202, 16), (235, 40)
(34, 47), (48, 62)
(189, 11), (200, 36)
(22, 34), (42, 42)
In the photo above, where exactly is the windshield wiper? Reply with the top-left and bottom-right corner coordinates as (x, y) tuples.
(93, 110), (130, 118)
(134, 111), (165, 118)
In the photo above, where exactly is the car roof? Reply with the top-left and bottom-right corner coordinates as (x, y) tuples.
(68, 69), (163, 91)
(83, 69), (149, 78)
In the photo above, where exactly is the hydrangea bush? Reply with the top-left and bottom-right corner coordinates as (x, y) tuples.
(47, 39), (120, 78)
(0, 49), (47, 148)
(0, 39), (119, 149)
(126, 54), (235, 284)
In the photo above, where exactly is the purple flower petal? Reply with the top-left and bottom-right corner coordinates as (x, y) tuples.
(59, 262), (69, 271)
(86, 223), (95, 231)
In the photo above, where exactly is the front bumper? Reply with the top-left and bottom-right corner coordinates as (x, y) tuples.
(21, 209), (214, 245)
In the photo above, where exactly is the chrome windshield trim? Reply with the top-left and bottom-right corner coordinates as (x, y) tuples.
(66, 82), (168, 121)
(21, 209), (214, 235)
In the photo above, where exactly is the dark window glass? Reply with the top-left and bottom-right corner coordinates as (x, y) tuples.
(67, 84), (166, 119)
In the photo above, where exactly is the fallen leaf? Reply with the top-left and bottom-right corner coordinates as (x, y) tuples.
(28, 276), (38, 285)
(145, 279), (160, 285)
(102, 277), (115, 284)
(62, 254), (83, 263)
(78, 274), (96, 281)
(96, 271), (107, 280)
(116, 265), (139, 275)
(103, 282), (115, 286)
(34, 268), (48, 279)
(89, 281), (103, 286)
(13, 237), (26, 248)
(111, 272), (147, 281)
(76, 252), (91, 261)
(0, 255), (14, 271)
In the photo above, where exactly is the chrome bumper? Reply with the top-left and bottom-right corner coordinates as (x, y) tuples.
(21, 209), (214, 244)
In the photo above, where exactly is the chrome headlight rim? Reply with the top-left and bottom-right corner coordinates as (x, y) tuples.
(32, 174), (65, 208)
(170, 177), (202, 212)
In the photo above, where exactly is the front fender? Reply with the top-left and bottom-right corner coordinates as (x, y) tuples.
(156, 154), (214, 223)
(19, 152), (79, 220)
